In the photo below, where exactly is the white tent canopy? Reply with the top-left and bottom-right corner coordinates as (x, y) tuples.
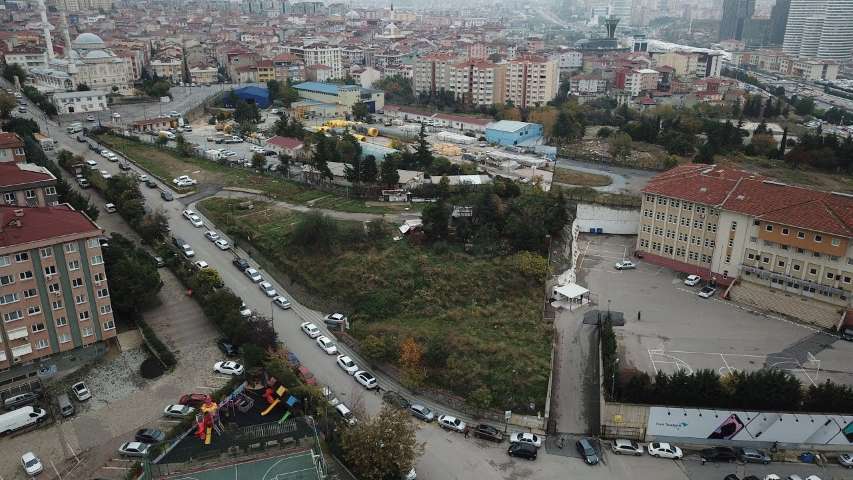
(553, 283), (589, 299)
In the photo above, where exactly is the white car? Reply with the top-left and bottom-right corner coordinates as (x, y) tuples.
(204, 230), (220, 241)
(240, 303), (253, 318)
(259, 281), (277, 297)
(510, 432), (542, 448)
(615, 260), (636, 270)
(763, 475), (781, 480)
(85, 159), (98, 167)
(647, 442), (683, 459)
(437, 415), (466, 433)
(138, 174), (149, 182)
(100, 170), (112, 179)
(100, 149), (112, 158)
(336, 355), (358, 375)
(214, 239), (230, 250)
(118, 442), (150, 457)
(684, 275), (701, 286)
(273, 296), (291, 309)
(71, 382), (91, 401)
(214, 361), (244, 376)
(194, 260), (209, 269)
(301, 322), (321, 338)
(86, 114), (96, 122)
(172, 175), (197, 186)
(244, 268), (263, 282)
(611, 439), (643, 456)
(697, 286), (717, 298)
(316, 336), (338, 354)
(354, 370), (378, 390)
(112, 112), (121, 118)
(21, 452), (43, 476)
(839, 453), (853, 468)
(163, 404), (194, 418)
(181, 243), (195, 257)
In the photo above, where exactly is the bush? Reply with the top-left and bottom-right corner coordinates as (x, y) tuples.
(137, 317), (176, 368)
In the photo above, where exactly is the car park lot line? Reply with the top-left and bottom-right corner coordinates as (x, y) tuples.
(648, 348), (819, 386)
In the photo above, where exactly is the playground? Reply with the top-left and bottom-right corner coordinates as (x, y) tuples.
(157, 451), (323, 480)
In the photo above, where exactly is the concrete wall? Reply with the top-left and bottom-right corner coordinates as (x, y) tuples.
(574, 203), (640, 235)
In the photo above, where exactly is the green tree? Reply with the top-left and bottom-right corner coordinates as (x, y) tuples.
(251, 152), (266, 170)
(777, 127), (788, 159)
(414, 123), (433, 170)
(608, 131), (632, 159)
(421, 201), (450, 241)
(749, 133), (777, 157)
(102, 234), (163, 315)
(0, 93), (15, 119)
(289, 211), (339, 251)
(802, 380), (853, 413)
(2, 63), (26, 83)
(795, 97), (815, 116)
(278, 153), (292, 178)
(361, 155), (378, 183)
(351, 101), (370, 122)
(466, 386), (493, 415)
(174, 133), (191, 157)
(339, 406), (424, 480)
(136, 211), (169, 244)
(379, 155), (400, 187)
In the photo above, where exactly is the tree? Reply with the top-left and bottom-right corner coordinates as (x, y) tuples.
(174, 133), (191, 157)
(414, 123), (433, 170)
(749, 133), (777, 157)
(351, 101), (370, 122)
(421, 201), (450, 241)
(802, 380), (853, 413)
(251, 152), (266, 170)
(136, 211), (169, 244)
(278, 153), (292, 178)
(608, 131), (632, 159)
(361, 155), (378, 184)
(795, 97), (815, 116)
(0, 93), (15, 119)
(340, 132), (363, 182)
(399, 337), (425, 389)
(339, 406), (424, 480)
(380, 155), (399, 187)
(466, 386), (493, 415)
(777, 127), (788, 159)
(102, 234), (162, 315)
(2, 63), (26, 83)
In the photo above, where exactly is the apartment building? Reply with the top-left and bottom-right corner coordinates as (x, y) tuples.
(286, 44), (343, 80)
(3, 47), (48, 72)
(0, 133), (26, 164)
(503, 56), (559, 108)
(413, 52), (456, 95)
(189, 66), (218, 85)
(447, 60), (506, 106)
(0, 163), (59, 208)
(636, 165), (852, 327)
(150, 58), (183, 83)
(0, 205), (116, 378)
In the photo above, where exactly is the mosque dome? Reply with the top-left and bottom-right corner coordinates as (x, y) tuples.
(72, 33), (106, 49)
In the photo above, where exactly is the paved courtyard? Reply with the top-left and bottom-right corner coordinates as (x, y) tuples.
(575, 234), (853, 387)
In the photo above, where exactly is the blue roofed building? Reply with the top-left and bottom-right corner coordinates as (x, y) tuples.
(485, 120), (544, 146)
(292, 81), (384, 118)
(225, 86), (271, 108)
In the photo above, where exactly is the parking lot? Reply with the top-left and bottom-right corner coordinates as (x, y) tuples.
(576, 234), (853, 387)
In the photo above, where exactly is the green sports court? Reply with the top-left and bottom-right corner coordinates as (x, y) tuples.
(155, 451), (323, 480)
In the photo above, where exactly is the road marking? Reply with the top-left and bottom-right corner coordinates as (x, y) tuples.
(102, 466), (132, 470)
(719, 353), (734, 375)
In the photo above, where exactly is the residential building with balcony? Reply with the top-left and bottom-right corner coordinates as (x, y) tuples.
(0, 163), (59, 207)
(413, 52), (456, 95)
(636, 165), (852, 328)
(503, 56), (559, 108)
(0, 205), (116, 383)
(0, 133), (27, 164)
(447, 60), (505, 106)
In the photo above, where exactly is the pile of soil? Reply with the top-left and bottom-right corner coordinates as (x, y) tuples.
(140, 357), (165, 379)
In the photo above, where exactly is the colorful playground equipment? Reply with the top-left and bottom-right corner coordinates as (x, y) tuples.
(260, 378), (299, 424)
(195, 398), (220, 445)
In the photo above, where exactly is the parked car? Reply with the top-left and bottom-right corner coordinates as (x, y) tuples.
(134, 428), (165, 444)
(232, 258), (250, 271)
(104, 203), (117, 213)
(118, 442), (150, 457)
(214, 361), (244, 376)
(163, 404), (195, 418)
(244, 268), (263, 282)
(409, 404), (434, 422)
(474, 424), (504, 442)
(180, 243), (194, 258)
(323, 312), (347, 328)
(700, 447), (738, 464)
(21, 452), (43, 476)
(335, 403), (356, 425)
(611, 439), (643, 456)
(697, 286), (717, 298)
(217, 338), (239, 357)
(273, 296), (291, 309)
(112, 112), (121, 119)
(194, 260), (209, 270)
(258, 281), (277, 297)
(178, 393), (211, 407)
(510, 432), (542, 448)
(160, 190), (174, 201)
(576, 438), (599, 465)
(508, 442), (537, 460)
(214, 239), (230, 250)
(684, 274), (701, 286)
(739, 447), (771, 464)
(647, 442), (683, 459)
(297, 366), (317, 385)
(316, 336), (337, 354)
(615, 260), (636, 270)
(437, 415), (466, 433)
(86, 115), (96, 122)
(354, 370), (378, 390)
(4, 392), (39, 410)
(839, 452), (853, 468)
(71, 382), (91, 401)
(183, 209), (203, 227)
(336, 355), (358, 375)
(301, 322), (321, 338)
(204, 230), (220, 241)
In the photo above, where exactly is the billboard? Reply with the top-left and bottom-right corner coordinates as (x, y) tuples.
(647, 407), (853, 445)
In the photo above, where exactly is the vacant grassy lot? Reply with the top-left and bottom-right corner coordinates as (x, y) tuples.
(553, 167), (613, 187)
(95, 133), (394, 214)
(200, 197), (552, 411)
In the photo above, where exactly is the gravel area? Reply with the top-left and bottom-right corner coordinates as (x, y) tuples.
(51, 347), (150, 414)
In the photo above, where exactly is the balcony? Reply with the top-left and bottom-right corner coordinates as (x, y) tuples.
(7, 326), (29, 341)
(11, 343), (33, 358)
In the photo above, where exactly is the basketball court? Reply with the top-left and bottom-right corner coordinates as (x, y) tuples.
(648, 347), (822, 386)
(157, 451), (323, 480)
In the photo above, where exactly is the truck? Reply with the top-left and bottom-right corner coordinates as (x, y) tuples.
(34, 133), (55, 151)
(0, 406), (47, 435)
(66, 122), (83, 134)
(158, 130), (176, 140)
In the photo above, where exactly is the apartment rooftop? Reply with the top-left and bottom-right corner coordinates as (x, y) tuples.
(0, 205), (101, 250)
(0, 163), (56, 188)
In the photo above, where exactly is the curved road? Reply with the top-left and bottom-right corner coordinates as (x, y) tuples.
(555, 156), (655, 194)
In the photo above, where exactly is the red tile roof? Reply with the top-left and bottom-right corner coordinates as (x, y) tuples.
(0, 163), (55, 188)
(266, 136), (304, 150)
(0, 205), (101, 249)
(0, 132), (24, 150)
(644, 165), (853, 237)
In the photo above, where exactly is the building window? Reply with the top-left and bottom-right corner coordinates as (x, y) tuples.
(750, 237), (757, 243)
(0, 274), (13, 286)
(68, 260), (81, 271)
(93, 272), (105, 283)
(762, 256), (770, 264)
(44, 265), (57, 276)
(40, 247), (53, 258)
(731, 221), (737, 231)
(781, 228), (789, 235)
(814, 235), (822, 243)
(72, 278), (83, 288)
(103, 319), (116, 331)
(797, 231), (805, 239)
(31, 322), (45, 333)
(844, 276), (851, 284)
(82, 326), (94, 337)
(3, 310), (22, 322)
(814, 252), (821, 258)
(55, 316), (67, 327)
(52, 300), (63, 310)
(35, 338), (49, 350)
(778, 260), (785, 267)
(97, 288), (109, 298)
(78, 311), (90, 321)
(747, 253), (755, 260)
(3, 192), (15, 204)
(45, 186), (56, 196)
(793, 264), (801, 271)
(75, 294), (86, 305)
(25, 189), (36, 199)
(86, 238), (99, 249)
(0, 255), (9, 267)
(15, 252), (29, 262)
(90, 255), (103, 265)
(832, 238), (840, 246)
(27, 305), (41, 316)
(59, 333), (71, 344)
(809, 268), (817, 275)
(766, 224), (773, 232)
(99, 304), (112, 315)
(64, 242), (77, 253)
(19, 270), (33, 281)
(22, 288), (37, 298)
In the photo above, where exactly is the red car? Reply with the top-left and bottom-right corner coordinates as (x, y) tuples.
(179, 393), (212, 407)
(297, 366), (317, 385)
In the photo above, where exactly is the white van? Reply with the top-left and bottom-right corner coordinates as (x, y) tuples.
(335, 403), (356, 425)
(0, 406), (47, 435)
(158, 131), (176, 140)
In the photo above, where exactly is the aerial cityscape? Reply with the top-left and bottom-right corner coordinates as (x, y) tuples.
(0, 0), (851, 478)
